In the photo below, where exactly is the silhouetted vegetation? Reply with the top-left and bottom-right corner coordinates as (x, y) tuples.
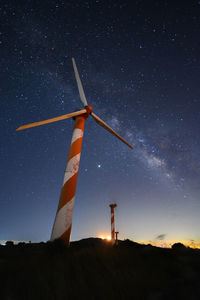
(5, 240), (14, 247)
(172, 242), (186, 250)
(0, 238), (200, 299)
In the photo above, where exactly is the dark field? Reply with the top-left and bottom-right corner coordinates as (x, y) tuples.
(1, 238), (200, 300)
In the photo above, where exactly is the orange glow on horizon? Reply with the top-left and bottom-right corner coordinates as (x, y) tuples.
(139, 239), (200, 249)
(98, 234), (111, 241)
(96, 234), (200, 249)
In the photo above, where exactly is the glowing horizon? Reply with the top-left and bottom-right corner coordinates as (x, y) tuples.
(97, 234), (111, 241)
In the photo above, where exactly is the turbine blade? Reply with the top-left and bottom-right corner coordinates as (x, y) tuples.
(91, 112), (133, 149)
(16, 109), (87, 131)
(72, 57), (88, 107)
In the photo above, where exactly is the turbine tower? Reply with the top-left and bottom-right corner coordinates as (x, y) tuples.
(16, 58), (133, 246)
(115, 231), (119, 245)
(109, 203), (117, 245)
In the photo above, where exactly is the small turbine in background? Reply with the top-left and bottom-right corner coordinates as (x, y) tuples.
(109, 203), (117, 245)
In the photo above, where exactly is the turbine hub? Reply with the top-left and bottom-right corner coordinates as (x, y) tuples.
(85, 105), (93, 115)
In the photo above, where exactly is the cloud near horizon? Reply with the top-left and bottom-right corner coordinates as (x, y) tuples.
(155, 234), (166, 240)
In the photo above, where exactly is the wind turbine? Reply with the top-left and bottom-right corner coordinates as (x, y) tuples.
(109, 203), (117, 245)
(16, 58), (133, 246)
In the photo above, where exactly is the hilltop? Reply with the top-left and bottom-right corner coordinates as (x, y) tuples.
(1, 238), (200, 299)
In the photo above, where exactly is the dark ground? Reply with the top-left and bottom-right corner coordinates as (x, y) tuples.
(0, 238), (200, 300)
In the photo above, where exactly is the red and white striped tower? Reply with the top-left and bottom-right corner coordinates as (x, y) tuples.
(109, 203), (117, 245)
(50, 109), (90, 245)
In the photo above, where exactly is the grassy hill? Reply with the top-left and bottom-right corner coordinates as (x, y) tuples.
(1, 238), (200, 299)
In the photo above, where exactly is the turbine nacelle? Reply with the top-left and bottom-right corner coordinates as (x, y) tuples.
(85, 105), (93, 115)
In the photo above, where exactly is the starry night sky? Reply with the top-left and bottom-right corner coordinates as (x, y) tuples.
(1, 0), (200, 247)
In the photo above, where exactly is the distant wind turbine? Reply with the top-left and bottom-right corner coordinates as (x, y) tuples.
(16, 58), (133, 245)
(109, 203), (117, 245)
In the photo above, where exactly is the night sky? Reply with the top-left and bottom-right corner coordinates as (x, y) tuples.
(1, 0), (200, 247)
